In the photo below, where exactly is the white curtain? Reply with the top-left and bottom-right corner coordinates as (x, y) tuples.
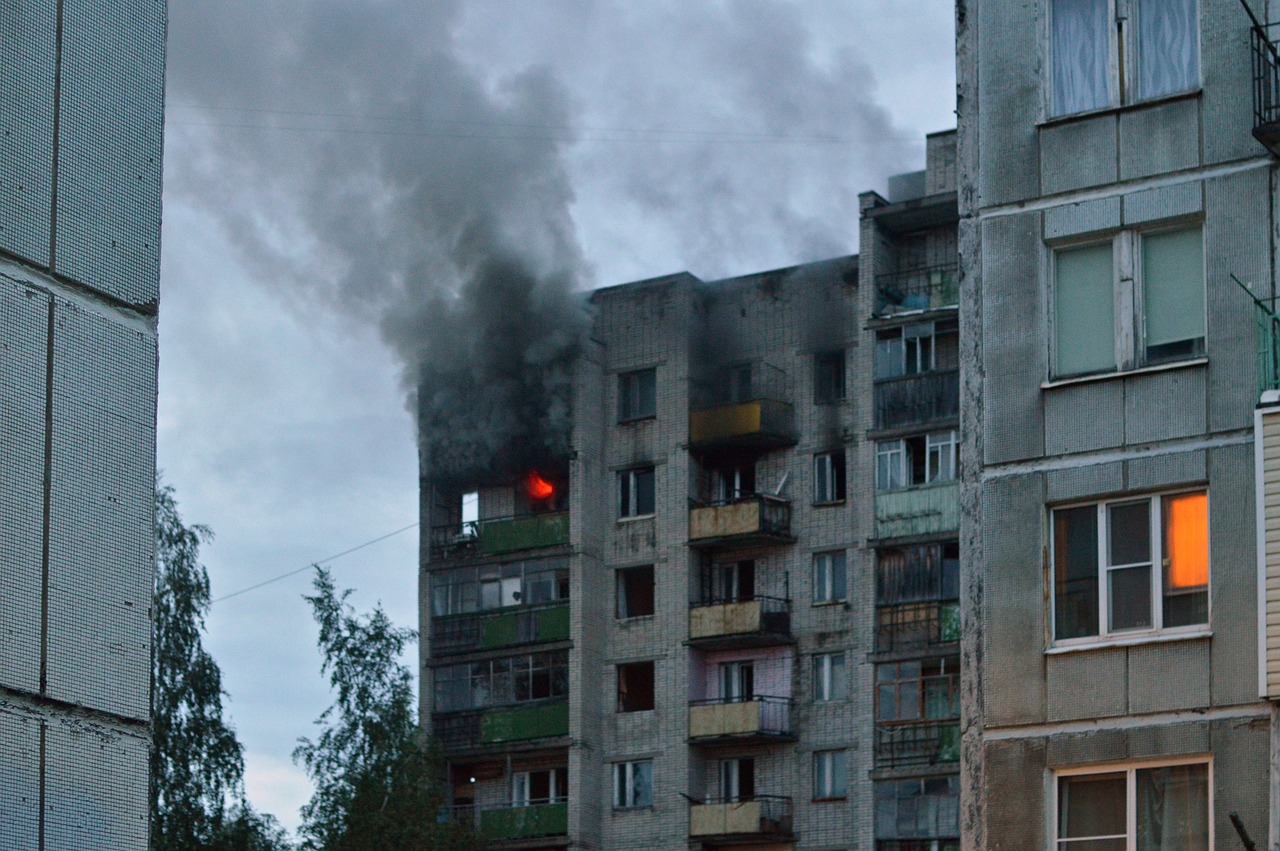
(1137, 0), (1199, 100)
(1136, 765), (1208, 851)
(1053, 0), (1111, 115)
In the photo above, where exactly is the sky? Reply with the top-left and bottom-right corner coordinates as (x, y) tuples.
(157, 0), (958, 834)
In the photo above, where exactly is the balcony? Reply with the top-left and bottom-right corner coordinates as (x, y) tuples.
(432, 602), (570, 656)
(875, 600), (960, 655)
(1252, 17), (1280, 156)
(429, 511), (570, 560)
(874, 370), (959, 430)
(874, 482), (959, 540)
(434, 701), (569, 752)
(689, 362), (795, 451)
(688, 696), (793, 745)
(689, 495), (793, 550)
(874, 720), (961, 769)
(478, 802), (569, 842)
(689, 795), (793, 843)
(688, 596), (790, 650)
(874, 263), (958, 318)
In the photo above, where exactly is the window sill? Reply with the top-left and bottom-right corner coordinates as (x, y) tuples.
(1046, 628), (1211, 655)
(618, 415), (656, 425)
(812, 796), (848, 803)
(1041, 357), (1207, 391)
(616, 614), (655, 624)
(617, 514), (655, 524)
(812, 600), (848, 608)
(1038, 89), (1202, 130)
(812, 499), (847, 508)
(612, 805), (654, 814)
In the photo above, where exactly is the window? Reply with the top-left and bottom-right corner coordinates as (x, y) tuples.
(875, 320), (959, 380)
(719, 661), (754, 702)
(613, 760), (653, 809)
(616, 566), (655, 618)
(814, 451), (847, 503)
(813, 653), (847, 702)
(876, 431), (958, 491)
(814, 349), (846, 402)
(433, 650), (569, 712)
(618, 368), (656, 421)
(1055, 761), (1209, 851)
(512, 767), (568, 806)
(617, 661), (655, 712)
(875, 776), (960, 845)
(727, 363), (754, 403)
(1053, 227), (1204, 378)
(704, 559), (755, 603)
(1050, 0), (1199, 117)
(431, 559), (569, 616)
(814, 750), (847, 799)
(813, 551), (848, 603)
(618, 466), (656, 518)
(875, 659), (959, 724)
(718, 758), (755, 802)
(1053, 491), (1208, 642)
(706, 460), (755, 503)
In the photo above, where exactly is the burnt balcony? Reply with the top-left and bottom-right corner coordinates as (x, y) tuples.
(689, 795), (793, 843)
(875, 369), (959, 430)
(432, 602), (570, 656)
(874, 263), (958, 318)
(1252, 18), (1280, 156)
(875, 600), (960, 655)
(874, 720), (961, 769)
(689, 363), (795, 451)
(688, 696), (793, 745)
(689, 494), (793, 550)
(429, 511), (570, 561)
(875, 482), (959, 540)
(688, 596), (790, 650)
(433, 701), (569, 753)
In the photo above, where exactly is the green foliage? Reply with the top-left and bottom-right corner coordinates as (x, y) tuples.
(294, 568), (481, 851)
(152, 482), (290, 851)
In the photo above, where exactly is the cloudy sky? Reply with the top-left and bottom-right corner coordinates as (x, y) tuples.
(158, 0), (957, 833)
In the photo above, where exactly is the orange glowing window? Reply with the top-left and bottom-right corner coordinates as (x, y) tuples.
(527, 471), (555, 500)
(1163, 492), (1207, 590)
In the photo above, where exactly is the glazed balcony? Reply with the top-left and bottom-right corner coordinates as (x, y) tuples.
(874, 719), (961, 769)
(688, 596), (790, 650)
(688, 363), (795, 452)
(874, 482), (959, 540)
(689, 495), (793, 550)
(688, 696), (793, 745)
(874, 263), (958, 318)
(689, 795), (793, 843)
(429, 511), (569, 560)
(432, 602), (570, 656)
(875, 600), (960, 655)
(433, 701), (569, 752)
(874, 369), (959, 430)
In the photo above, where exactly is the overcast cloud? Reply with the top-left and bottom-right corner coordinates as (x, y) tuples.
(159, 0), (956, 833)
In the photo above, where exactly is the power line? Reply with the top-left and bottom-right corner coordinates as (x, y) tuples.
(210, 521), (419, 604)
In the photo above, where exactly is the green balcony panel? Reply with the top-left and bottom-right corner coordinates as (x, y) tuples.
(480, 603), (571, 649)
(479, 512), (570, 555)
(480, 803), (568, 840)
(874, 482), (959, 539)
(536, 604), (571, 641)
(480, 701), (569, 744)
(940, 602), (960, 643)
(938, 723), (961, 762)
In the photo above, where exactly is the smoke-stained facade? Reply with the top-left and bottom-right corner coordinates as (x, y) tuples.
(0, 1), (165, 847)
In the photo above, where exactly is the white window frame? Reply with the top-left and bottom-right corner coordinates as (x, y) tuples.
(618, 368), (656, 422)
(813, 749), (847, 800)
(618, 466), (656, 519)
(613, 759), (653, 809)
(926, 430), (959, 484)
(511, 768), (567, 807)
(718, 758), (753, 802)
(719, 660), (754, 702)
(813, 652), (846, 702)
(1049, 226), (1205, 380)
(813, 550), (847, 604)
(877, 440), (907, 491)
(1052, 757), (1212, 851)
(1050, 490), (1210, 646)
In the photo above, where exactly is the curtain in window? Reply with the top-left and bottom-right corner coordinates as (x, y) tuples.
(1143, 228), (1204, 355)
(1137, 0), (1199, 100)
(1055, 242), (1115, 376)
(1053, 0), (1110, 115)
(1136, 765), (1208, 851)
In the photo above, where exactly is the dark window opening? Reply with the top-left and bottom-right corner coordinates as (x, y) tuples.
(619, 368), (657, 421)
(814, 350), (846, 403)
(616, 566), (655, 618)
(617, 661), (656, 712)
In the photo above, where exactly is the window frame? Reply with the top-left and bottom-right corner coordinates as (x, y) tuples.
(813, 652), (847, 703)
(613, 759), (654, 809)
(618, 465), (656, 519)
(1052, 757), (1212, 851)
(813, 550), (848, 604)
(616, 565), (656, 619)
(876, 431), (958, 492)
(814, 349), (847, 403)
(1050, 489), (1210, 647)
(813, 450), (847, 504)
(1048, 225), (1205, 381)
(813, 749), (848, 800)
(616, 660), (656, 712)
(618, 368), (657, 422)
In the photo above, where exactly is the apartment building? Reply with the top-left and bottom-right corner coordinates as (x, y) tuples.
(958, 1), (1275, 849)
(420, 138), (959, 849)
(0, 1), (166, 848)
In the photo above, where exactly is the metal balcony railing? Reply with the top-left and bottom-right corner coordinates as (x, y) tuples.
(432, 700), (569, 751)
(431, 601), (570, 656)
(428, 510), (570, 560)
(688, 494), (793, 548)
(874, 263), (959, 317)
(688, 694), (793, 741)
(874, 719), (961, 768)
(1255, 295), (1280, 396)
(688, 595), (790, 645)
(874, 369), (960, 430)
(452, 800), (570, 840)
(875, 600), (961, 654)
(1249, 9), (1280, 155)
(688, 795), (793, 838)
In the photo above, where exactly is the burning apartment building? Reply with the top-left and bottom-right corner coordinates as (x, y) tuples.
(419, 132), (960, 850)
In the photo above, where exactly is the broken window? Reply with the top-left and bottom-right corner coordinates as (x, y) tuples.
(718, 660), (754, 702)
(618, 368), (656, 421)
(511, 767), (568, 806)
(617, 661), (655, 712)
(718, 758), (755, 802)
(814, 349), (846, 403)
(616, 565), (655, 618)
(705, 559), (755, 603)
(613, 760), (653, 808)
(876, 431), (957, 491)
(1053, 491), (1208, 642)
(813, 450), (847, 503)
(1056, 763), (1208, 851)
(618, 466), (656, 517)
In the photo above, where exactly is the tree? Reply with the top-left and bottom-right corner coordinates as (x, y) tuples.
(294, 568), (480, 851)
(152, 482), (290, 851)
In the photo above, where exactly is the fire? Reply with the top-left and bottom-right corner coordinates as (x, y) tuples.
(527, 471), (555, 500)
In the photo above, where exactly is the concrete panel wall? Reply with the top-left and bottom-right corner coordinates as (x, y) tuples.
(46, 301), (155, 721)
(1118, 98), (1200, 181)
(1200, 0), (1259, 165)
(1041, 117), (1118, 195)
(1046, 649), (1127, 722)
(44, 718), (149, 849)
(1043, 197), (1120, 241)
(976, 0), (1039, 206)
(1045, 462), (1123, 503)
(1208, 443), (1258, 707)
(1125, 449), (1206, 492)
(52, 0), (165, 305)
(1127, 640), (1210, 713)
(0, 706), (41, 851)
(984, 738), (1046, 851)
(1123, 368), (1206, 445)
(1044, 381), (1124, 455)
(1123, 181), (1203, 226)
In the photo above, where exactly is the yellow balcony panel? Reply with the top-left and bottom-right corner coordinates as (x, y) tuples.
(688, 697), (792, 744)
(689, 796), (793, 841)
(689, 496), (792, 550)
(689, 399), (795, 451)
(688, 598), (791, 650)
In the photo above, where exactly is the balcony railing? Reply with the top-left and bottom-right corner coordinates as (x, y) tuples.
(874, 482), (959, 540)
(689, 795), (793, 840)
(874, 720), (961, 768)
(433, 700), (569, 752)
(874, 370), (959, 430)
(429, 511), (570, 560)
(688, 494), (793, 549)
(688, 596), (790, 648)
(432, 601), (571, 656)
(688, 695), (793, 743)
(1251, 14), (1280, 155)
(875, 600), (960, 654)
(453, 801), (569, 841)
(874, 263), (959, 317)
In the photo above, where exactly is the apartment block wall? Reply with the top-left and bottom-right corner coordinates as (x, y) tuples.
(959, 0), (1273, 849)
(0, 1), (165, 848)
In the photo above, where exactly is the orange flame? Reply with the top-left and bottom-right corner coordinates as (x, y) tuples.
(527, 471), (554, 500)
